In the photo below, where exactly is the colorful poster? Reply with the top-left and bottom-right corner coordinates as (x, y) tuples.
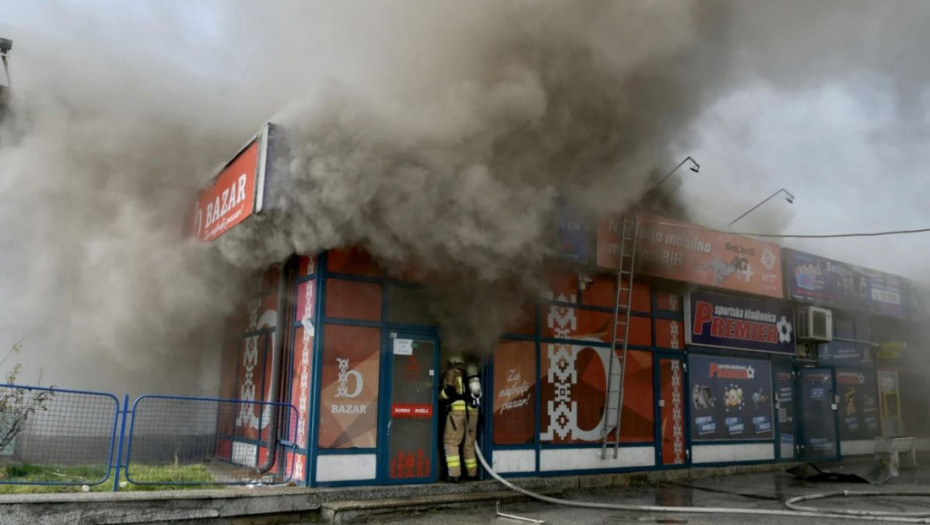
(596, 215), (784, 298)
(686, 290), (795, 355)
(817, 341), (873, 365)
(784, 248), (909, 319)
(836, 369), (879, 440)
(689, 354), (774, 442)
(318, 324), (381, 449)
(493, 341), (537, 445)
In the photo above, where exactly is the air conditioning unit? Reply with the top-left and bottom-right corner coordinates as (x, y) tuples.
(797, 306), (833, 342)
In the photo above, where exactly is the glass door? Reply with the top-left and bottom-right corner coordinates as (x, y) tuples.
(383, 332), (438, 483)
(799, 367), (840, 461)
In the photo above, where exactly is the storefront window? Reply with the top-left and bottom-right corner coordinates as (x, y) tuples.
(688, 354), (774, 442)
(324, 278), (383, 321)
(835, 368), (880, 440)
(493, 340), (537, 445)
(539, 343), (654, 444)
(318, 324), (381, 449)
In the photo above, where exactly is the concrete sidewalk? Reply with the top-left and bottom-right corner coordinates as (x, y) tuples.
(0, 463), (792, 524)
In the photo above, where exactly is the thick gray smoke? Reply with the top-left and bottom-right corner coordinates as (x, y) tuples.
(216, 0), (732, 355)
(0, 19), (267, 395)
(3, 0), (930, 389)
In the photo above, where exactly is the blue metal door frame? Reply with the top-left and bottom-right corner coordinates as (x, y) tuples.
(378, 329), (440, 484)
(797, 365), (841, 462)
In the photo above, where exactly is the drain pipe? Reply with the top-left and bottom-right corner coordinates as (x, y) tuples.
(256, 258), (294, 476)
(474, 445), (930, 523)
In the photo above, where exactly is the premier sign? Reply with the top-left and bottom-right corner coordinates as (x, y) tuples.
(686, 290), (796, 355)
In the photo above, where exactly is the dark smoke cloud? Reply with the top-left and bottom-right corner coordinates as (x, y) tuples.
(216, 0), (736, 355)
(3, 0), (930, 388)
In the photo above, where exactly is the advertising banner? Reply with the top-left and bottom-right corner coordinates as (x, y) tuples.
(836, 369), (880, 440)
(689, 354), (774, 442)
(557, 200), (590, 264)
(493, 341), (537, 445)
(784, 248), (909, 319)
(318, 325), (381, 449)
(817, 341), (873, 366)
(686, 290), (795, 355)
(597, 215), (784, 298)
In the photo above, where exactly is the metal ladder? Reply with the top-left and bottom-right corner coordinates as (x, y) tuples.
(601, 212), (638, 459)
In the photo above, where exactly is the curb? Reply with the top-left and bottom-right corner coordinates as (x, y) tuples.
(0, 462), (797, 524)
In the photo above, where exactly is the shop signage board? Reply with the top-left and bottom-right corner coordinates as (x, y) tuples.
(557, 200), (590, 264)
(190, 123), (279, 242)
(817, 341), (873, 366)
(685, 290), (795, 355)
(784, 248), (909, 319)
(597, 215), (784, 298)
(876, 342), (905, 360)
(689, 354), (774, 441)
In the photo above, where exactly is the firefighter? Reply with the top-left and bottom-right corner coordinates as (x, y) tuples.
(439, 357), (482, 481)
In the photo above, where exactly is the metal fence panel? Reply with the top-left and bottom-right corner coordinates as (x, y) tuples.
(125, 395), (298, 485)
(0, 383), (120, 486)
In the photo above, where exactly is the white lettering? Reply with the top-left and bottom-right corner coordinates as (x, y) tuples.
(238, 174), (247, 204)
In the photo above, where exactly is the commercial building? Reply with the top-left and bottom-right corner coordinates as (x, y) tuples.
(200, 124), (926, 487)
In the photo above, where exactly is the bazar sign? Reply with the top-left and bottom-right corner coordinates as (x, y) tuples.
(190, 124), (273, 242)
(686, 290), (795, 355)
(597, 215), (784, 298)
(784, 248), (909, 319)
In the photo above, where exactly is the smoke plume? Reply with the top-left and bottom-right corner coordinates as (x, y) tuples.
(3, 0), (930, 390)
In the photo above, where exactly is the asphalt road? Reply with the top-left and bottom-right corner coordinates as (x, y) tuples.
(375, 464), (930, 525)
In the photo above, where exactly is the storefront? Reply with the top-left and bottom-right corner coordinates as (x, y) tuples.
(783, 248), (914, 457)
(197, 129), (927, 488)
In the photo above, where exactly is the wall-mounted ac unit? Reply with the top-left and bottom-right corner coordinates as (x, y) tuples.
(797, 306), (833, 342)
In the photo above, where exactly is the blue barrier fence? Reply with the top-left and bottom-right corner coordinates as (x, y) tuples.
(0, 384), (298, 491)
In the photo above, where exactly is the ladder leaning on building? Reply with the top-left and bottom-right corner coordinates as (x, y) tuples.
(601, 212), (638, 459)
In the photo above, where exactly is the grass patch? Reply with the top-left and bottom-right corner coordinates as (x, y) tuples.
(0, 462), (221, 493)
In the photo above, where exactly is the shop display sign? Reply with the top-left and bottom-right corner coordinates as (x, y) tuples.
(784, 248), (909, 319)
(836, 369), (880, 440)
(877, 342), (905, 360)
(492, 341), (537, 445)
(686, 290), (795, 355)
(689, 354), (774, 441)
(878, 371), (901, 420)
(596, 214), (784, 298)
(817, 341), (873, 366)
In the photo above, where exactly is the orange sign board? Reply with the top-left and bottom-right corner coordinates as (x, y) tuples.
(597, 215), (784, 298)
(191, 140), (260, 242)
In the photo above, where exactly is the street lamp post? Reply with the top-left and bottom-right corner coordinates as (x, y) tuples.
(651, 156), (700, 191)
(729, 188), (795, 227)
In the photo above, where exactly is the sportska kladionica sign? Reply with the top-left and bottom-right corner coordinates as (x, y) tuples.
(685, 290), (795, 356)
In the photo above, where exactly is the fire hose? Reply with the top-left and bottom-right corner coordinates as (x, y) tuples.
(474, 444), (930, 523)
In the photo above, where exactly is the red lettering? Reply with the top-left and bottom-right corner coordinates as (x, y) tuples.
(736, 320), (751, 340)
(693, 301), (713, 335)
(711, 317), (725, 337)
(725, 319), (737, 338)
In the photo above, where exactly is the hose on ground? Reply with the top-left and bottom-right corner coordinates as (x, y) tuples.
(474, 444), (930, 523)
